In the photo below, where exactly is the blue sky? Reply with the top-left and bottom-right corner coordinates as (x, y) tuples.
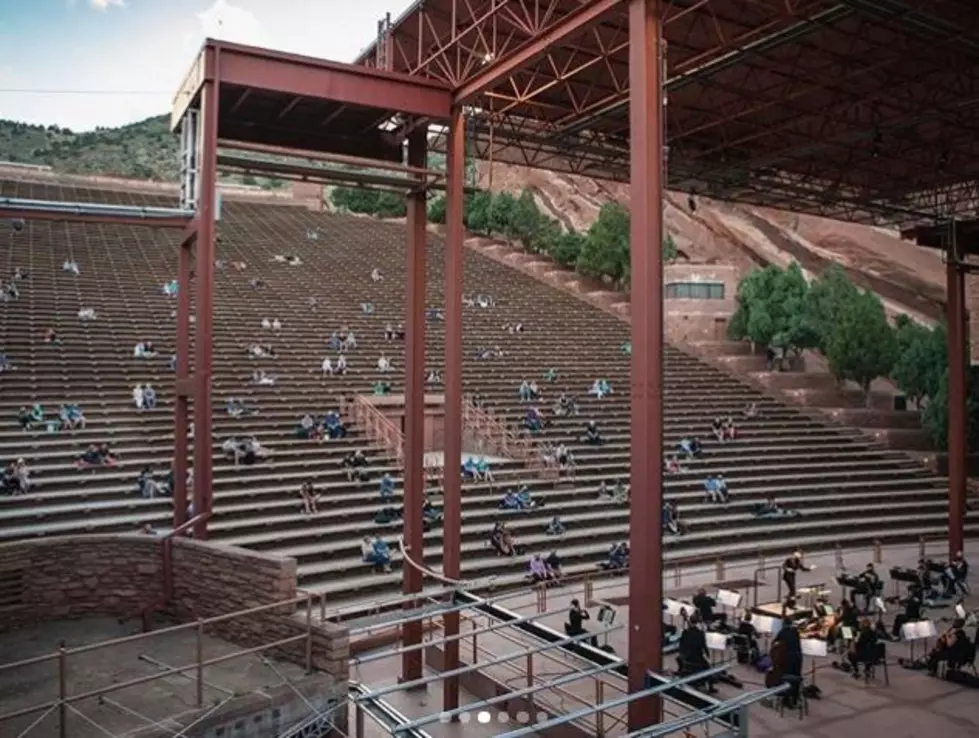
(0, 0), (402, 131)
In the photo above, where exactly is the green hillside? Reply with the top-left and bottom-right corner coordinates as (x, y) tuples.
(0, 115), (179, 180)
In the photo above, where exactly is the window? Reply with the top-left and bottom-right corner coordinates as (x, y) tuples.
(665, 282), (725, 300)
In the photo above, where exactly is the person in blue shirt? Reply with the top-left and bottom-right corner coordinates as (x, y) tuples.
(379, 473), (395, 501)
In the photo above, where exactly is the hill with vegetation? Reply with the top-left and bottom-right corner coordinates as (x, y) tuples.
(0, 115), (178, 180)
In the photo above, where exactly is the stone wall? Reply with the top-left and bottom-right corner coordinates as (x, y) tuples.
(0, 535), (349, 678)
(0, 535), (162, 628)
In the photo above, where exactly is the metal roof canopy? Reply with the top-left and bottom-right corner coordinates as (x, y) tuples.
(171, 39), (454, 165)
(356, 0), (979, 226)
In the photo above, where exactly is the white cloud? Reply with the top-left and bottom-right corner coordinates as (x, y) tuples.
(196, 0), (268, 47)
(90, 0), (125, 9)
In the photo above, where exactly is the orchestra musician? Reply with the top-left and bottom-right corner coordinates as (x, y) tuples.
(678, 613), (718, 694)
(772, 616), (803, 708)
(847, 618), (880, 679)
(799, 594), (837, 640)
(830, 597), (859, 650)
(857, 563), (882, 613)
(927, 618), (972, 676)
(916, 559), (935, 596)
(782, 551), (812, 599)
(736, 612), (761, 665)
(693, 587), (728, 629)
(944, 551), (970, 598)
(891, 584), (924, 639)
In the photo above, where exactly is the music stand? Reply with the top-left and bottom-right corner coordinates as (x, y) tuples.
(706, 631), (728, 665)
(800, 637), (828, 687)
(597, 605), (617, 649)
(901, 619), (938, 663)
(716, 588), (742, 611)
(664, 598), (691, 630)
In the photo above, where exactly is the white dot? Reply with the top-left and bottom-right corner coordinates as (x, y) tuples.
(477, 711), (491, 724)
(438, 713), (452, 724)
(497, 711), (510, 723)
(516, 711), (530, 724)
(458, 712), (471, 724)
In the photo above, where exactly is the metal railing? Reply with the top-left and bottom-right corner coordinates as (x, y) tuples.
(0, 592), (320, 738)
(134, 511), (213, 630)
(462, 396), (546, 475)
(341, 395), (405, 464)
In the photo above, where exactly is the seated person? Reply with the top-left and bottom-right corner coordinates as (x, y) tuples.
(743, 402), (759, 417)
(944, 551), (970, 598)
(377, 354), (392, 372)
(299, 481), (319, 515)
(927, 618), (972, 675)
(546, 516), (566, 535)
(523, 406), (545, 434)
(678, 437), (703, 459)
(324, 411), (347, 439)
(0, 353), (11, 372)
(59, 404), (86, 431)
(297, 414), (323, 440)
(848, 618), (880, 679)
(600, 541), (629, 570)
(372, 380), (392, 396)
(163, 280), (178, 297)
(342, 329), (358, 351)
(78, 307), (97, 320)
(335, 355), (348, 374)
(133, 341), (157, 358)
(735, 613), (761, 665)
(544, 368), (558, 383)
(662, 500), (687, 535)
(142, 385), (158, 410)
(476, 346), (503, 360)
(753, 494), (800, 519)
(891, 584), (924, 639)
(62, 259), (80, 275)
(722, 416), (737, 441)
(518, 380), (540, 402)
(556, 445), (575, 475)
(553, 393), (579, 418)
(546, 551), (564, 582)
(711, 417), (725, 442)
(77, 443), (117, 468)
(249, 278), (266, 288)
(361, 302), (374, 315)
(247, 343), (275, 359)
(582, 420), (604, 445)
(222, 436), (269, 466)
(426, 307), (445, 321)
(422, 498), (442, 524)
(251, 369), (276, 386)
(137, 466), (166, 499)
(693, 587), (728, 628)
(621, 340), (632, 355)
(5, 459), (32, 495)
(704, 474), (729, 504)
(473, 457), (494, 483)
(379, 473), (395, 501)
(503, 322), (524, 334)
(528, 554), (555, 584)
(589, 378), (612, 399)
(664, 454), (683, 474)
(44, 328), (59, 344)
(500, 490), (523, 510)
(342, 450), (370, 483)
(226, 397), (257, 417)
(362, 536), (392, 573)
(426, 369), (443, 386)
(326, 333), (342, 351)
(678, 614), (717, 693)
(489, 522), (517, 557)
(610, 480), (629, 504)
(371, 267), (383, 282)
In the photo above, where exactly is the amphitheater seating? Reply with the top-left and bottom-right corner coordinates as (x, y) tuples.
(0, 178), (974, 607)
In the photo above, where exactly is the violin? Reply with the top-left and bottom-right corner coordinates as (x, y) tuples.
(928, 626), (957, 660)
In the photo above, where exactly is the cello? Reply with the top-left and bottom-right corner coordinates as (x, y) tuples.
(766, 638), (789, 688)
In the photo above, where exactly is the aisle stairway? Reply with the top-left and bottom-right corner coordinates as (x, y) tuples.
(0, 179), (972, 607)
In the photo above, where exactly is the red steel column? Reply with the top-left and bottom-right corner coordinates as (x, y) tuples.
(946, 251), (967, 559)
(173, 223), (196, 530)
(442, 107), (466, 711)
(628, 0), (665, 729)
(193, 50), (220, 539)
(402, 126), (428, 682)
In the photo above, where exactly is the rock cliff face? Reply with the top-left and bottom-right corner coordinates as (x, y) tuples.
(478, 162), (977, 359)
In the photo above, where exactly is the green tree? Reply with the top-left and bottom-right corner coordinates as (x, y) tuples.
(465, 190), (494, 234)
(548, 229), (586, 266)
(727, 265), (781, 349)
(826, 289), (898, 405)
(577, 202), (631, 286)
(489, 191), (518, 240)
(663, 233), (678, 261)
(891, 320), (946, 409)
(769, 262), (819, 355)
(511, 189), (543, 251)
(428, 194), (447, 224)
(804, 264), (860, 354)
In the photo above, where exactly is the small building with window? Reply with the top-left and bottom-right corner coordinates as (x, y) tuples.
(664, 264), (740, 343)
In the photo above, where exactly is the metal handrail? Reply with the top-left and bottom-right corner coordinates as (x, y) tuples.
(340, 395), (405, 463)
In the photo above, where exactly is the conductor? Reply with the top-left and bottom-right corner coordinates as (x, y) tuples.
(782, 551), (813, 599)
(566, 599), (598, 648)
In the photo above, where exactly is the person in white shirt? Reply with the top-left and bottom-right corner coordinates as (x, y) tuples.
(78, 308), (96, 320)
(342, 330), (357, 351)
(377, 354), (392, 373)
(321, 357), (333, 376)
(336, 354), (348, 374)
(272, 318), (282, 330)
(133, 384), (145, 410)
(62, 259), (80, 275)
(262, 318), (272, 329)
(371, 268), (383, 282)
